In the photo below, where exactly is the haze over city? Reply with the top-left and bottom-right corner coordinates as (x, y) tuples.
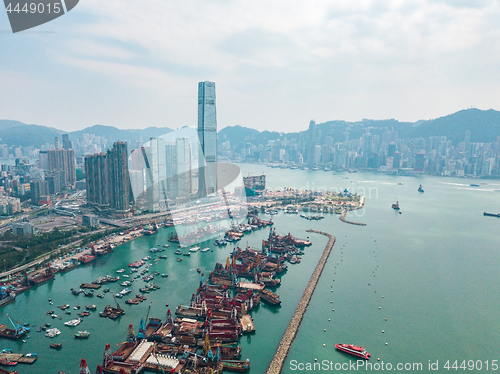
(2, 0), (500, 132)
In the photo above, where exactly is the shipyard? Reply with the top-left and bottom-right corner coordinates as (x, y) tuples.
(0, 201), (327, 373)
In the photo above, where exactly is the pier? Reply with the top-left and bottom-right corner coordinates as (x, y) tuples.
(339, 209), (367, 226)
(266, 230), (336, 374)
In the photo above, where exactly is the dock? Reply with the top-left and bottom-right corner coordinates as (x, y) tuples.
(339, 209), (367, 226)
(266, 230), (336, 374)
(0, 352), (37, 364)
(240, 314), (255, 333)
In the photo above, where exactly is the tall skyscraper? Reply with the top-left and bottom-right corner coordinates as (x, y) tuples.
(306, 120), (316, 167)
(55, 137), (60, 150)
(107, 142), (130, 211)
(85, 153), (109, 206)
(62, 134), (73, 150)
(145, 138), (167, 212)
(165, 142), (178, 198)
(198, 81), (217, 195)
(47, 149), (76, 185)
(85, 142), (130, 211)
(176, 138), (192, 199)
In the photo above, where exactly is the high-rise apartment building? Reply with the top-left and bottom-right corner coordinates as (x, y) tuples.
(85, 153), (109, 206)
(30, 179), (48, 205)
(176, 138), (192, 199)
(47, 149), (76, 185)
(85, 142), (130, 211)
(165, 142), (178, 198)
(198, 81), (217, 195)
(45, 170), (65, 195)
(107, 142), (130, 211)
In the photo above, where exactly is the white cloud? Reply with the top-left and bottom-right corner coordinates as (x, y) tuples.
(2, 0), (500, 130)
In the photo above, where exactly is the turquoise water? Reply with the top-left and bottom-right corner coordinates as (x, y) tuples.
(2, 166), (500, 373)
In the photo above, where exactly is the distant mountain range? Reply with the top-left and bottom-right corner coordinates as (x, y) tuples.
(0, 121), (174, 149)
(1, 108), (499, 149)
(219, 109), (500, 147)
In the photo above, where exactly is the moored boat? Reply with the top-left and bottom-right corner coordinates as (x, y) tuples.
(49, 343), (62, 349)
(74, 331), (90, 338)
(335, 343), (370, 359)
(221, 359), (250, 372)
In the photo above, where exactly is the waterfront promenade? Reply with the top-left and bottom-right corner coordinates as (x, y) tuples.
(266, 229), (336, 374)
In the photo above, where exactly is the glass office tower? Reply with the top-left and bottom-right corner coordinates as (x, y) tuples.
(197, 81), (217, 195)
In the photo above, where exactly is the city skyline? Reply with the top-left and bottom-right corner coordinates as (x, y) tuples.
(2, 2), (500, 132)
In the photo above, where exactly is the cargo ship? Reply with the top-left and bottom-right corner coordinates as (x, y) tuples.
(335, 344), (370, 359)
(29, 265), (55, 286)
(0, 287), (16, 308)
(260, 289), (281, 306)
(484, 212), (500, 218)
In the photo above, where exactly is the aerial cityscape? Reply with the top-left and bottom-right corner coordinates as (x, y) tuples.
(1, 1), (500, 374)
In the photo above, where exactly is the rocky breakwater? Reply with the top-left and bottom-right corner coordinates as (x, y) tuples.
(266, 230), (336, 374)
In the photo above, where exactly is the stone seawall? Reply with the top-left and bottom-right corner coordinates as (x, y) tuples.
(266, 230), (336, 374)
(339, 209), (367, 226)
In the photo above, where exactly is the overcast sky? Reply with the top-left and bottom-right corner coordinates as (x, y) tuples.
(1, 0), (500, 133)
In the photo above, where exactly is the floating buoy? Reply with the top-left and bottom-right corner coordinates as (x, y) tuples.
(385, 318), (387, 321)
(385, 343), (388, 345)
(315, 358), (317, 361)
(330, 301), (332, 303)
(328, 319), (331, 321)
(324, 329), (326, 332)
(382, 296), (384, 298)
(382, 330), (385, 333)
(332, 309), (335, 311)
(331, 290), (333, 292)
(378, 358), (380, 361)
(379, 307), (381, 309)
(323, 344), (326, 347)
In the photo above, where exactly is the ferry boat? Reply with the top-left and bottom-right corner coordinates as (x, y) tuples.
(335, 344), (370, 359)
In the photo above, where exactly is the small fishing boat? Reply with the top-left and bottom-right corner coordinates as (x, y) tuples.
(49, 343), (62, 349)
(74, 331), (90, 339)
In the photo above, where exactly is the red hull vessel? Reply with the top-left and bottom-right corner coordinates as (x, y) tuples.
(335, 344), (370, 359)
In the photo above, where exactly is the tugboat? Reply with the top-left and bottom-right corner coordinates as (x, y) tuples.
(335, 344), (370, 359)
(418, 184), (424, 193)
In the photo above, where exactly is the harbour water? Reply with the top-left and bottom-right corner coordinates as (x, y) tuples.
(2, 165), (500, 373)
